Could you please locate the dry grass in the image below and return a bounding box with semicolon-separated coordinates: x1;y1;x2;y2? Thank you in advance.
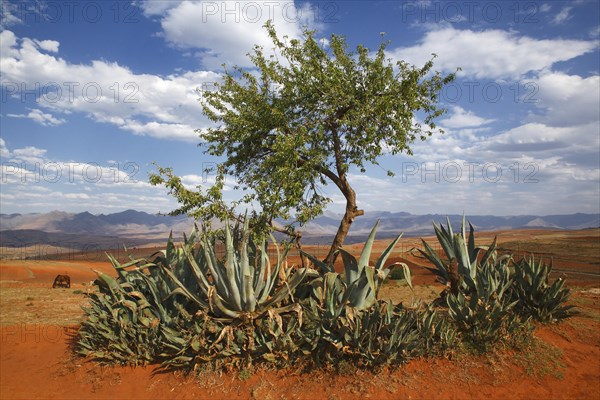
0;285;93;326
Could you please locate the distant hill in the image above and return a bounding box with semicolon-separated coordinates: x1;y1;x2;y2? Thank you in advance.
0;229;154;249
1;209;598;248
0;209;191;240
281;212;600;243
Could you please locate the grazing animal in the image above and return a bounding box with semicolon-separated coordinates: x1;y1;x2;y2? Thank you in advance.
52;274;71;288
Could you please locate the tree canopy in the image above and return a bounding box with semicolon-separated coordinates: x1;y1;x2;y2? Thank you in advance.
150;22;456;263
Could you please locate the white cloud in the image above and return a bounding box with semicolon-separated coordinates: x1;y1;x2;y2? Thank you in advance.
154;0;316;69
120;120;200;142
34;39;59;53
7;108;66;126
136;0;182;17
0;31;221;141
440;106;495;129
552;6;573;25
0;30;18;58
530;72;600;127
10;146;48;164
390;27;597;79
0;140;174;214
0;1;22;28
484;122;599;153
0;138;10;159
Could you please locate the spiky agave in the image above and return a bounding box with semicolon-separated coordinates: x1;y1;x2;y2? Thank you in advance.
446;259;520;351
77;258;166;365
154;219;313;369
418;216;511;296
298;221;429;366
79;219;313;368
509;256;575;322
302;220;412;310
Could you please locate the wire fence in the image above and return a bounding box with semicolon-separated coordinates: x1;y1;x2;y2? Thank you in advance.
1;238;445;262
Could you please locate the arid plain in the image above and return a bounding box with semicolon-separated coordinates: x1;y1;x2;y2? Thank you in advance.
1;228;599;399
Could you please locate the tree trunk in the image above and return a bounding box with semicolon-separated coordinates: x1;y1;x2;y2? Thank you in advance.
321;128;364;266
447;258;460;295
323;196;364;266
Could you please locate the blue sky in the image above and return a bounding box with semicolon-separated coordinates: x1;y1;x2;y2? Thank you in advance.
1;0;599;217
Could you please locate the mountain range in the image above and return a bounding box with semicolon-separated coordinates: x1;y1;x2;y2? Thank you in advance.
1;209;598;249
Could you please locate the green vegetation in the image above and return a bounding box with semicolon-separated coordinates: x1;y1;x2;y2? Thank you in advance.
77;217;574;370
149;22;456;264
79;23;573;374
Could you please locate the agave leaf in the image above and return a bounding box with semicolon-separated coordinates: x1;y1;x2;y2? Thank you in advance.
480;237;497;267
93;270;121;298
468;221;477;264
257;241;273;304
349;269;375;310
202;234;229;298
389;262;413;289
253;237;267;294
240;219;253;310
374;232;404;271
268;233;286;290
339;248;359;285
445;216;454;239
433;222;455;260
224;222;242;311
453;234;474;280
459;216;474;278
209;289;241;319
418;240;448;282
181;243;210;296
300;250;333;273
159;265;205;307
263;267;308;308
358;220;379;269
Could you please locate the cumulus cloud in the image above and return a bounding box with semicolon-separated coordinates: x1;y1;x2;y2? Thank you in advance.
148;0;317;69
0;138;10;159
135;0;182;17
440;106;495;129
389;27;597;79
0;1;22;28
10;146;48;164
0;140;173;213
530;72;600;127
7;108;66;126
482;122;599;155
0;31;221;141
33;39;59;53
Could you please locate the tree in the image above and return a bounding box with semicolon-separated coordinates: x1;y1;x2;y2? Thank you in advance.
150;22;456;264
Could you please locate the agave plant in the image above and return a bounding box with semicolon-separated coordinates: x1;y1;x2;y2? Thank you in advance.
446;260;520;351
302;220;412;310
78;218;314;368
509;256;575;322
297;222;423;366
78;261;165;365
418;216;510;295
152;219;311;320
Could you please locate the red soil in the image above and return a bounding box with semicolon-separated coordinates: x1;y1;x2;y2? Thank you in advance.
1;318;599;399
1;229;598;399
0;260;115;287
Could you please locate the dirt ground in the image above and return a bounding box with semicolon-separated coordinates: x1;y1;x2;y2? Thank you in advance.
1;228;599;399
